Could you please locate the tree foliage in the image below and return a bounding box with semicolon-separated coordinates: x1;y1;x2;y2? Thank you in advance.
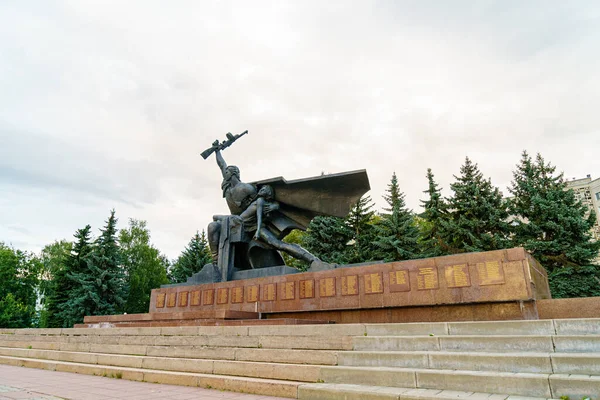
38;240;72;328
302;216;353;264
120;219;169;314
509;151;600;272
419;168;448;257
373;173;420;261
0;243;40;328
64;210;126;323
440;157;511;254
169;231;211;284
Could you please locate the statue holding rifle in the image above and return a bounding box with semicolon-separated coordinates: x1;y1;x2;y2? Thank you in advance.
200;130;370;282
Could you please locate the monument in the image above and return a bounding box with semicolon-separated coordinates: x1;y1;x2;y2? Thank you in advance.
173;130;371;285
81;131;552;327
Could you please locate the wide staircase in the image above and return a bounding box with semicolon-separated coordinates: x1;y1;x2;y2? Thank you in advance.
0;319;598;399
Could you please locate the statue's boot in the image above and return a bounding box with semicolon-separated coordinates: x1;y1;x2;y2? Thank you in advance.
308;258;337;272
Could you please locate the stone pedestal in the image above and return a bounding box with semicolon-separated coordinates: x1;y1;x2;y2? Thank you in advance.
149;247;551;323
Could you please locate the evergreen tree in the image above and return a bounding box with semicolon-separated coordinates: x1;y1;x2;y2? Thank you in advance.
441;157;511;254
169;231;211;284
57;225;93;327
419;168;448;257
382;172;401;213
373;173;420;261
302;216;353;264
509;151;600;272
39;240;72;328
66;210;126;321
345;195;377;263
119;219;169;314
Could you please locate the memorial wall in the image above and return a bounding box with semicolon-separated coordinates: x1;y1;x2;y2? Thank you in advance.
149;247;550;322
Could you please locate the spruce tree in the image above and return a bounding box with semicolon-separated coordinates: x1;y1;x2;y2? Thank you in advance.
373;173;420;261
509;151;600;272
58;225;93;327
169;231;212;284
382;172;401;213
120;219;169;314
419;168;448;257
66;210;126;321
441;157;511;254
345;195;377;263
302;216;353;264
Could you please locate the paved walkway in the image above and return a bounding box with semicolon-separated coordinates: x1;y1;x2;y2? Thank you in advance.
0;365;288;400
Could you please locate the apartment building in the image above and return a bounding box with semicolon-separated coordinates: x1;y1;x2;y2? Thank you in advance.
566;174;600;241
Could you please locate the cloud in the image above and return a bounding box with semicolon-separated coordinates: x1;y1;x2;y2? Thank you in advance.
1;0;600;258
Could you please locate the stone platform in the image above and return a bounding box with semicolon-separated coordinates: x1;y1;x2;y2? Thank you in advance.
77;310;331;328
2;318;600;399
148;247;550;323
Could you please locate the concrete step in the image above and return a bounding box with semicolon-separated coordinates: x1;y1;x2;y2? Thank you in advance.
0;333;354;350
2;318;599;338
0;347;321;382
338;350;600;375
298;383;561;400
353;335;600;353
0;355;300;398
318;365;600;398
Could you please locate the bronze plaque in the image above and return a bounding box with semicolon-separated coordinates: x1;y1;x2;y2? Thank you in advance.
203;289;215;305
156;293;166;308
263;283;276;301
319;277;336;297
167;292;176;307
389;270;410;292
477;261;505;286
178;291;189;307
417;266;439;290
217;288;229;304
190;290;201;306
445;264;471;288
341;275;358;296
299;280;314;299
281;281;295;300
364;272;384;294
231;287;244;303
246;285;259;302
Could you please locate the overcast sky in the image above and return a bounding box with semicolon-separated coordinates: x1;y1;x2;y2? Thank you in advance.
1;1;599;259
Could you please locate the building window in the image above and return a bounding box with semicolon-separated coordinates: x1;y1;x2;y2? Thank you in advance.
596;192;600;201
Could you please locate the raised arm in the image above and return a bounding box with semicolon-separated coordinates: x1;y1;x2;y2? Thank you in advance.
214;147;228;178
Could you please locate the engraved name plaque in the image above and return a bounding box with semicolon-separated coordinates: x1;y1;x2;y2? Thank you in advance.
477;261;505;286
341;275;358;296
319;277;336;297
167;292;176;307
246;285;259;303
445;264;471;288
364;272;384;294
281;281;295;300
217;288;229;304
263;283;276;301
190;290;201;306
156;293;166;308
417;266;439;290
231;287;243;303
178;291;188;307
389;270;410;292
299;280;315;299
203;289;214;305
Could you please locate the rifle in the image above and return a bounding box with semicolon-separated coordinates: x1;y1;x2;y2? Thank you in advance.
201;130;248;160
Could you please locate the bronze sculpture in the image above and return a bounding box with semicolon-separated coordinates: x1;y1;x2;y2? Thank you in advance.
201;130;370;283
